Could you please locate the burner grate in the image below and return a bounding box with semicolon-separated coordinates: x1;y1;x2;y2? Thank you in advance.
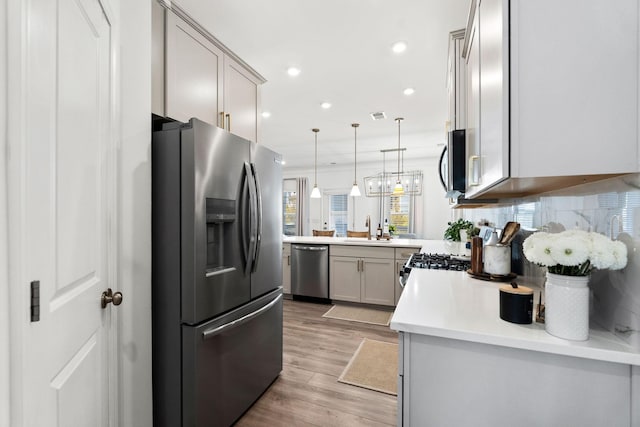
405;253;470;271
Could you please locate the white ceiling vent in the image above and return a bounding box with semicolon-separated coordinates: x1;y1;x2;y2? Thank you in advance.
370;111;386;120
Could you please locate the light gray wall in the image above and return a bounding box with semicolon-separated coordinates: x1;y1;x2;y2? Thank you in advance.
119;1;152;426
0;0;9;424
284;155;454;239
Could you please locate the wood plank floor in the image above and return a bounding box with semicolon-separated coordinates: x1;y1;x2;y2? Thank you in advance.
236;299;399;427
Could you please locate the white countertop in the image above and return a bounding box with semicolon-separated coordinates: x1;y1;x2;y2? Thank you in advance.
391;267;640;366
283;235;424;248
283;236;467;252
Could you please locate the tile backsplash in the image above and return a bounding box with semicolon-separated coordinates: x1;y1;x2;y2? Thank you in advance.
463;173;640;351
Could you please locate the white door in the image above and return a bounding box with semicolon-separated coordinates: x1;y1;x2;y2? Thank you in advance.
7;0;119;425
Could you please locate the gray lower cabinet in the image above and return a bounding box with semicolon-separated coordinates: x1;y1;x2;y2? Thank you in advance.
394;247;416;305
282;243;291;294
399;332;636;426
329;246;395;306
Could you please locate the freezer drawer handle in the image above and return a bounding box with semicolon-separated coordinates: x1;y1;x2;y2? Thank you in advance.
201;293;283;340
293;246;328;251
205;267;236;278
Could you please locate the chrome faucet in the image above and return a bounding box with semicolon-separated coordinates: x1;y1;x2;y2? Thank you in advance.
365;215;372;240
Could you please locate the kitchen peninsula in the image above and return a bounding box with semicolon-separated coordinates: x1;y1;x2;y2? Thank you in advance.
285;236;420;306
391;263;640;426
282;237;466;306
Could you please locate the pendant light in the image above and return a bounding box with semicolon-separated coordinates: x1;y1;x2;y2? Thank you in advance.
310;128;322;198
349;123;361;197
393;118;405;195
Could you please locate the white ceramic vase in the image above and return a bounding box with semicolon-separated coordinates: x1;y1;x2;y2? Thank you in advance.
544;272;590;341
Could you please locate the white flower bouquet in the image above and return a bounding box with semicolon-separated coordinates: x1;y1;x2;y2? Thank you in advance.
522;229;627;276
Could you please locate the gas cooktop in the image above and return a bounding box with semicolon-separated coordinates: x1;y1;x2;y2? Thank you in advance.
398;253;471;289
405;253;471;271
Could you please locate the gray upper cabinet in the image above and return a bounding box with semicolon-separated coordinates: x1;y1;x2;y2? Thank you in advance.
152;1;264;143
463;0;639;199
224;57;261;143
165;10;224;129
447;29;466;131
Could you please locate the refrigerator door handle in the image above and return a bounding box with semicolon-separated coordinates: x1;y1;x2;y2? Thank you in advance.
244;162;258;275
201;293;283;339
240;166;251;271
250;163;262;273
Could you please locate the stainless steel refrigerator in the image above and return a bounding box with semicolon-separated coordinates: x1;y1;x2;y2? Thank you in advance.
152;118;283;427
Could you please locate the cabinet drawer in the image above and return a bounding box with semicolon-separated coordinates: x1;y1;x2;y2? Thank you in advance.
330;245;394;259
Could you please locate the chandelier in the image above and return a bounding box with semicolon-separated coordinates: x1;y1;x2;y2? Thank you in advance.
363;148;423;197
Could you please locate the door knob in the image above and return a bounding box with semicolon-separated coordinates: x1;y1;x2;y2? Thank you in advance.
101;288;123;309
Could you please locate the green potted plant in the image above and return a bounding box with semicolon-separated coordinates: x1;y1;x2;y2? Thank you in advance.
443;218;475;242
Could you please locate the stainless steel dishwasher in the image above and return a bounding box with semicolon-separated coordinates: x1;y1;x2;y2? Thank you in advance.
291;244;329;298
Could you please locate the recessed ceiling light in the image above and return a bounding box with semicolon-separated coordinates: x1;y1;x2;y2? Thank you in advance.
370;111;386;120
392;41;408;54
261;111;271;118
403;88;415;96
320;102;332;109
281;160;286;165
287;67;301;77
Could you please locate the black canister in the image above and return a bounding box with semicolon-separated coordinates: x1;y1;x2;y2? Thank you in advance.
499;284;533;324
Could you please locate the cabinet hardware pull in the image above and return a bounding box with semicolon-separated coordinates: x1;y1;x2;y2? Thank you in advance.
468;155;480;186
226;113;231;132
219;112;225;129
287;255;290;266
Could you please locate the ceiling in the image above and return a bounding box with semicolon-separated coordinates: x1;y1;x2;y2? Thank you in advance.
175;0;471;171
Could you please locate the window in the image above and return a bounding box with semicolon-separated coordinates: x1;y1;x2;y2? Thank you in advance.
282;178;298;236
329;194;348;237
380;194;414;235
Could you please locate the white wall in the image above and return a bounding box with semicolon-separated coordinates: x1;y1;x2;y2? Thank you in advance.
119;1;153;426
284;155;453;239
0;0;9;424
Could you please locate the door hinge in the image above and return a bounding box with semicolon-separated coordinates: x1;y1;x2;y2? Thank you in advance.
30;280;40;322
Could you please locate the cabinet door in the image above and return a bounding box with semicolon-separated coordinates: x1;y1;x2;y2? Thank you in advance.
465;11;481;194
395;248;415;305
476;0;509;195
329;257;361;302
224;56;260;142
165;11;223;127
395;260;405;305
361;258;394;306
448;30;466;131
282;245;291;294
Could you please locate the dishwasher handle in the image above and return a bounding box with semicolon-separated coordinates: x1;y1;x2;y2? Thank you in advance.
293;245;328;251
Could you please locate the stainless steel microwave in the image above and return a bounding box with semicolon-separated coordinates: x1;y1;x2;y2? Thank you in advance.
438;129;466;198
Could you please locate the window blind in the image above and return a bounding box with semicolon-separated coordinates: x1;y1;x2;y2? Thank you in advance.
329;194;348;237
